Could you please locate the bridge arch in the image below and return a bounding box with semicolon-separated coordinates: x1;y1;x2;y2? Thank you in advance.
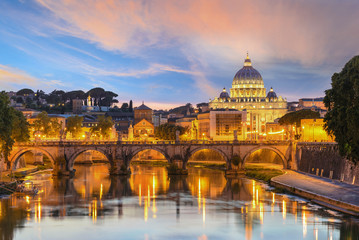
242;146;287;168
188;146;231;169
129;147;170;163
10;147;56;170
67;148;114;171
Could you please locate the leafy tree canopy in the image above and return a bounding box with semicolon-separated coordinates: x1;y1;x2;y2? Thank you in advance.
90;116;113;139
324;55;359;162
279;109;320;127
16;88;34;96
155;123;187;140
66;115;84;139
32;111;62;138
0;92;30;167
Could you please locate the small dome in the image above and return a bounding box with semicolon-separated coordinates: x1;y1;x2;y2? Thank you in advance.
266;87;277;99
219;88;230;99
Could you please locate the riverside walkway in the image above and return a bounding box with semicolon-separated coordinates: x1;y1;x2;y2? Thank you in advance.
271;170;359;216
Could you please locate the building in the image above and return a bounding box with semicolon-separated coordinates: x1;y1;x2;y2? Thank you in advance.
299;98;326;110
133;119;155;140
105;111;134;139
301;118;334;142
194;109;247;141
134;102;153;124
15;107;40;119
209;54;287;140
72;99;83;114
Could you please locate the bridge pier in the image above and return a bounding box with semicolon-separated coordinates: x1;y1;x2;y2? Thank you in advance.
109;160;131;175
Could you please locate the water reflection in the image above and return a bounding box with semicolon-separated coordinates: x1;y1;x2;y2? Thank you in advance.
0;164;358;239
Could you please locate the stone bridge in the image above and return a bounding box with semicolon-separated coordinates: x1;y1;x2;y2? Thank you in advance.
9;140;300;176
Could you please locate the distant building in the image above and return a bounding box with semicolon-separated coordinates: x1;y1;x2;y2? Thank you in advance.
134;103;152;124
105;111;134;139
209;54;287;140
72;99;83;114
176;116;197;129
15;107;40;119
152;114;168;127
299;98;326;110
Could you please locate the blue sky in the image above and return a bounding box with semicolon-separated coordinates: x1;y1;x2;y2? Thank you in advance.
1;0;359;109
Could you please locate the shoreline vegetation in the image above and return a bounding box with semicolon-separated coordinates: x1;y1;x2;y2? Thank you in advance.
2;160;284;182
244;165;284;182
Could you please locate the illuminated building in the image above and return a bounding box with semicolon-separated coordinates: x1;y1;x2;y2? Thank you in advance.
299;98;326;110
209;54;287;140
134;102;153;124
133;119;155;140
194;110;247;140
300;118;334;142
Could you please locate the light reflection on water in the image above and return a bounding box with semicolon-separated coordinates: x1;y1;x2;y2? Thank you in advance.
0;164;358;239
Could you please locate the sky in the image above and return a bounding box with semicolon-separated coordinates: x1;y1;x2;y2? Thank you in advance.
0;0;359;110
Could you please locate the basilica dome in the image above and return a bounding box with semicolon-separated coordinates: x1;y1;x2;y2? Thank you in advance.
232;54;263;85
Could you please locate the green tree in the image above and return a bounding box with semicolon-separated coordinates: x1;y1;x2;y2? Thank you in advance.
0;92;30;168
16;88;34;96
279;109;320;139
120;102;129;112
11;109;30;142
33;111;62;138
90;116;113;139
155;123;187;140
324;56;359;162
129;100;133;112
66;116;84;139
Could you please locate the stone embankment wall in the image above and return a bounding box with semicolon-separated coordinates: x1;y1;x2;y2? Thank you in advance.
297;143;359;185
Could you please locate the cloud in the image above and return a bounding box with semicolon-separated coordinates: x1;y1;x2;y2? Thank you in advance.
0;64;64;91
35;0;359;67
78;62;200;78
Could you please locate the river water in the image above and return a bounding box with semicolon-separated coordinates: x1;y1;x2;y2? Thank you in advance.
0;164;358;240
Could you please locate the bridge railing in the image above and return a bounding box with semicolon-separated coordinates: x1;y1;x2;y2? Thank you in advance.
16;139;298;146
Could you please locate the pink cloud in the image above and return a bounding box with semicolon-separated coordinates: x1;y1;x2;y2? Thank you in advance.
35;0;359;67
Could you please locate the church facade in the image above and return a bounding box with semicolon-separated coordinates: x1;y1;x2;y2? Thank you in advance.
209;54;287;140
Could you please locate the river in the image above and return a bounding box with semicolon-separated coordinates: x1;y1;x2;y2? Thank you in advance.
0;164;358;239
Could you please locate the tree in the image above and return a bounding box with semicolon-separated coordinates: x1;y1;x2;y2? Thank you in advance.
11;109;30;143
66;116;84;139
155;123;187;140
32;111;62;138
0;92;30;168
324;55;359;162
16;88;34;96
16;97;24;104
129;100;133;112
279;109;320;139
120;103;129;112
90;116;113;139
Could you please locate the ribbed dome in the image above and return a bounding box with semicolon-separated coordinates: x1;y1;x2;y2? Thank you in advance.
219;88;230;99
233;54;263;85
266;87;277;99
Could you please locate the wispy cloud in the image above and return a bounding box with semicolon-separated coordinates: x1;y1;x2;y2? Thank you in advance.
34;0;359;66
0;64;64;91
78;63;200;78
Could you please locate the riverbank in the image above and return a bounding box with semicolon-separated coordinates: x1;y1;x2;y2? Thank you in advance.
271;170;359;216
244;164;284;182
